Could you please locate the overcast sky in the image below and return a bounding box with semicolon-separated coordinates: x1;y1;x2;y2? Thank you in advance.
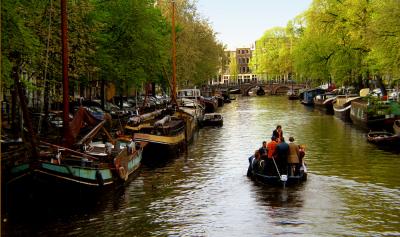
196;0;313;50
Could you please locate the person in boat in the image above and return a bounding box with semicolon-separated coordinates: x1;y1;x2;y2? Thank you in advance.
258;141;268;159
248;150;260;165
288;137;300;176
266;136;278;175
275;137;289;175
272;125;283;142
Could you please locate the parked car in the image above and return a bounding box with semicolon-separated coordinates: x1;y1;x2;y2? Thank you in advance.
70;100;106;120
93;100;128;118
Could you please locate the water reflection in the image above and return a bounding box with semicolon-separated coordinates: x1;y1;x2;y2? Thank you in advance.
3;96;400;236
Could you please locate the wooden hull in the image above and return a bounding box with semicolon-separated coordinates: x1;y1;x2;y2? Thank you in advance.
367;131;400;145
314;96;335;114
350;98;400;131
204;100;218;113
334;104;352;121
394;120;400;135
134;109;198;163
201;113;223;127
134;132;185;145
216;96;224;107
2;151;32;185
34;148;143;191
301;99;314;106
201;119;223;127
34;162;114;188
250;171;307;186
333;95;360;122
247;156;307;187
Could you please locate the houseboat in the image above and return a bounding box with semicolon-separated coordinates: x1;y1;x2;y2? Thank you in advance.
333;94;360;121
350;97;400;131
301;88;326;106
313;92;336;114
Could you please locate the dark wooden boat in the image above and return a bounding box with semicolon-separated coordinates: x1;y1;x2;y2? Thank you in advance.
201;113;223;127
333;95;360;121
35;109;144;190
247;155;307;187
1;138;32;186
221;89;232;103
394;120;400;135
132;105;199;160
350;98;400;131
203;97;218;113
367;131;400;149
287;88;299;100
288;93;299;100
215;95;224;107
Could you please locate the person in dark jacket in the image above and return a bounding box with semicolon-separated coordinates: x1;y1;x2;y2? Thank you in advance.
272;125;283;142
258;141;268;159
275;137;289;175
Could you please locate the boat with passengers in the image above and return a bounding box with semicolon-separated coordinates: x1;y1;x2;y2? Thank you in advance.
246;147;307;187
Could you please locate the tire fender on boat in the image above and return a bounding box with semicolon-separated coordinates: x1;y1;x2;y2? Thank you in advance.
118;166;128;181
259;160;265;169
96;170;104;186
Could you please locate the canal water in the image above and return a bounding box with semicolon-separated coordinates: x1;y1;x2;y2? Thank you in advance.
4;96;400;236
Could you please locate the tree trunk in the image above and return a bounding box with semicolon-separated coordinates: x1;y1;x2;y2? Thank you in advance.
13;66;39;160
376;75;387;96
101;78;105;110
151;82;156;97
356;74;363;91
42;72;51;133
11;86;18;137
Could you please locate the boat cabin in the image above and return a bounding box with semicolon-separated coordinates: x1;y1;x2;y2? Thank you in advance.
178;89;201;100
301;88;326;105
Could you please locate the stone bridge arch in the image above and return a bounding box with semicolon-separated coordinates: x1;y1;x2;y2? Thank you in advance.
272;85;291;95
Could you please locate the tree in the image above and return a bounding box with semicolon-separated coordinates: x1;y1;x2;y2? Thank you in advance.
157;0;225;88
251;26;293;81
228;52;238;84
94;0;170;100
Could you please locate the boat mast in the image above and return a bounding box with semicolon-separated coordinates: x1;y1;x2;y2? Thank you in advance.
171;0;177;107
61;0;69;139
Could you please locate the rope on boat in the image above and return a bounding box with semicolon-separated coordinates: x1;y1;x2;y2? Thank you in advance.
271;156;287;184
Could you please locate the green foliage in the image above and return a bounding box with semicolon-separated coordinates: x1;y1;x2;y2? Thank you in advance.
1;0;43;86
229;52;238;81
2;0;223;99
157;0;226;88
251;26;294;80
94;0;170;94
255;0;400;87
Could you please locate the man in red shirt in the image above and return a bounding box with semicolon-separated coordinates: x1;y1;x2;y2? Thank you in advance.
266;136;278;175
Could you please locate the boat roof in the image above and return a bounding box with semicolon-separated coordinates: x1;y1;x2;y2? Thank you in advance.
304;88;325;93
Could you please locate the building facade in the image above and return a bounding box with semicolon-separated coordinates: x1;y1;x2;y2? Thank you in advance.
214;47;258;85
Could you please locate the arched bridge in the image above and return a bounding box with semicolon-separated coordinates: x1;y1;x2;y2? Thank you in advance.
209;82;307;96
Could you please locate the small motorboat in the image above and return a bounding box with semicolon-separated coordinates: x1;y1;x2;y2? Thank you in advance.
247;155;307;187
201;113;223;127
367;131;400;148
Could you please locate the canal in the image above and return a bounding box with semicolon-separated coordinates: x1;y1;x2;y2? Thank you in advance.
4;96;400;236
